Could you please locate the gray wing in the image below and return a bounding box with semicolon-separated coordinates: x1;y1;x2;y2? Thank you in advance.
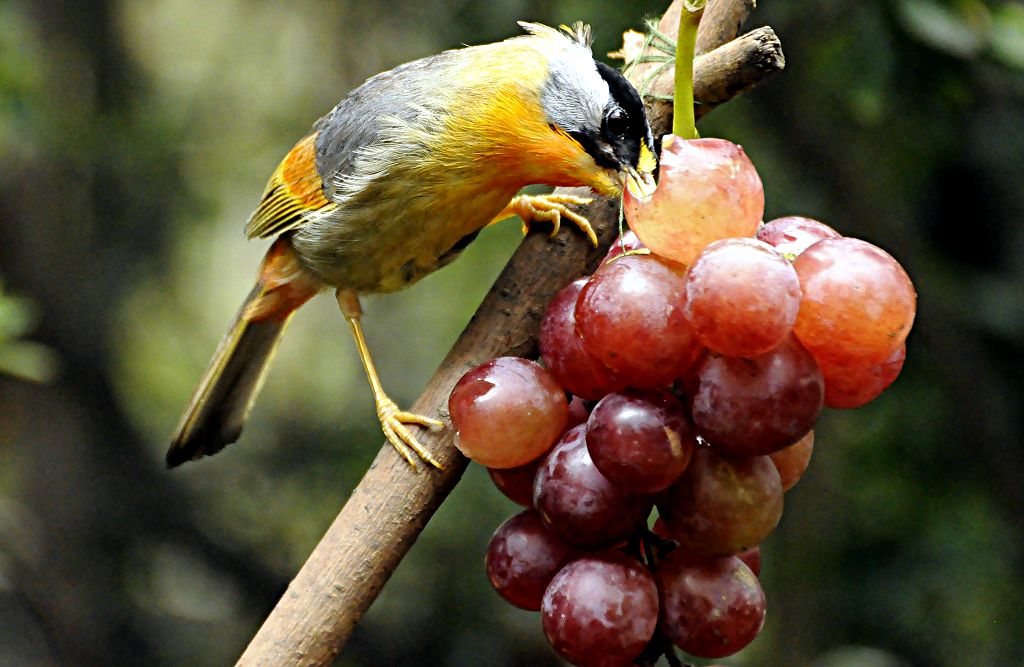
312;50;459;200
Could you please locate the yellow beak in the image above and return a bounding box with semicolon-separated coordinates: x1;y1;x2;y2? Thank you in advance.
624;165;657;199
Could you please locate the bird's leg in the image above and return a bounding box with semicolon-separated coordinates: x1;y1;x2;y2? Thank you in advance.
490;193;598;246
336;289;445;470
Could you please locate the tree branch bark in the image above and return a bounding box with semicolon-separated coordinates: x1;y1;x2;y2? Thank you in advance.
237;2;783;664
696;0;757;55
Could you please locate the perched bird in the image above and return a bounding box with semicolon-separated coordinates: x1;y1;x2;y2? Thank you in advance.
167;22;657;469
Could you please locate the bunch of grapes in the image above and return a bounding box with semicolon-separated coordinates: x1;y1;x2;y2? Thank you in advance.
448;136;916;666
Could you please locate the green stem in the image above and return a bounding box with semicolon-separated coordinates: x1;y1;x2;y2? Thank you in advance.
672;1;706;139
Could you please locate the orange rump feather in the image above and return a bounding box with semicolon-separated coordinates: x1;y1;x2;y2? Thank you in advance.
245;132;336;239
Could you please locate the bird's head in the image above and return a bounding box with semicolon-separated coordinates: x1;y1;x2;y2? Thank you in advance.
522;22;657;199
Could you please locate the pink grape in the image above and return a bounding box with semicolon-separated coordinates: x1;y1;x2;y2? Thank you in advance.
819;343;906;409
533;424;652;547
576;254;701;389
484;398;592;506
542;552;659;667
486;399;589;507
684;238;802;357
769;431;815;492
624;136;764;266
757;216;840;257
793;237;916;365
485;510;579;611
449;357;568;468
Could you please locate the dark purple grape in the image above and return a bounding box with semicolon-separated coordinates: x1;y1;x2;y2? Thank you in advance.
533;425;652;547
657;447;783;556
586;389;695;494
690;334;824;457
485;510;579;611
658;550;766;658
488;459;542;508
542;551;658;667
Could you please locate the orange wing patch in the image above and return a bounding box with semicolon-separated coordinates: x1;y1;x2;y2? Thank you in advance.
245;132;335;239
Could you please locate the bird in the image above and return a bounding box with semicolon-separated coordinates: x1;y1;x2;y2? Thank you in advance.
166;21;657;470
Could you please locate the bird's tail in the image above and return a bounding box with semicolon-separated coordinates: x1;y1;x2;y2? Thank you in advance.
166;239;319;467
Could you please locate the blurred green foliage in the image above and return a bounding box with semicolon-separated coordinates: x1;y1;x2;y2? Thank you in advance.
0;1;1023;666
0;286;57;383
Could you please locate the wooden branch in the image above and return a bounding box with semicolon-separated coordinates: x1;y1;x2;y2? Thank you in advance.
237;3;784;665
696;0;757;55
696;27;784;115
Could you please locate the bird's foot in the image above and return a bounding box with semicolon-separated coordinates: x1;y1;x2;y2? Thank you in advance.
375;395;445;470
507;193;597;246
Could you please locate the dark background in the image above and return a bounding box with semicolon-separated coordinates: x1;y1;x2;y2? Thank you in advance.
1;0;1022;665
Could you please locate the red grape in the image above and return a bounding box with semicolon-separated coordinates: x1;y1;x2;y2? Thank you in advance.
586;389;696;494
542;552;659;667
684;238;801;357
769;431;815;492
533;425;652;547
757;216;840;257
793;237;916;365
658;447;783;556
657;550;766;658
819;343;906;409
486;395;589;503
565;395;591;430
690;335;824;457
539;278;622;400
652;516;671;540
576;254;701;389
449;357;568;468
736;546;762;577
488;459;542;507
602;229;647;265
624;136;764;266
485;510;579;611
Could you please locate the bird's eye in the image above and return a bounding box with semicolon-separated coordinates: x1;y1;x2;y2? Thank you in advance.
606;109;628;136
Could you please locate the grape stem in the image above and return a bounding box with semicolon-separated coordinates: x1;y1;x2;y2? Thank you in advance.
632;527;687;667
672;1;706;139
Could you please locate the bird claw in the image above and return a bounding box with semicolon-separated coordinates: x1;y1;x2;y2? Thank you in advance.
511;194;598;246
376;397;445;470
